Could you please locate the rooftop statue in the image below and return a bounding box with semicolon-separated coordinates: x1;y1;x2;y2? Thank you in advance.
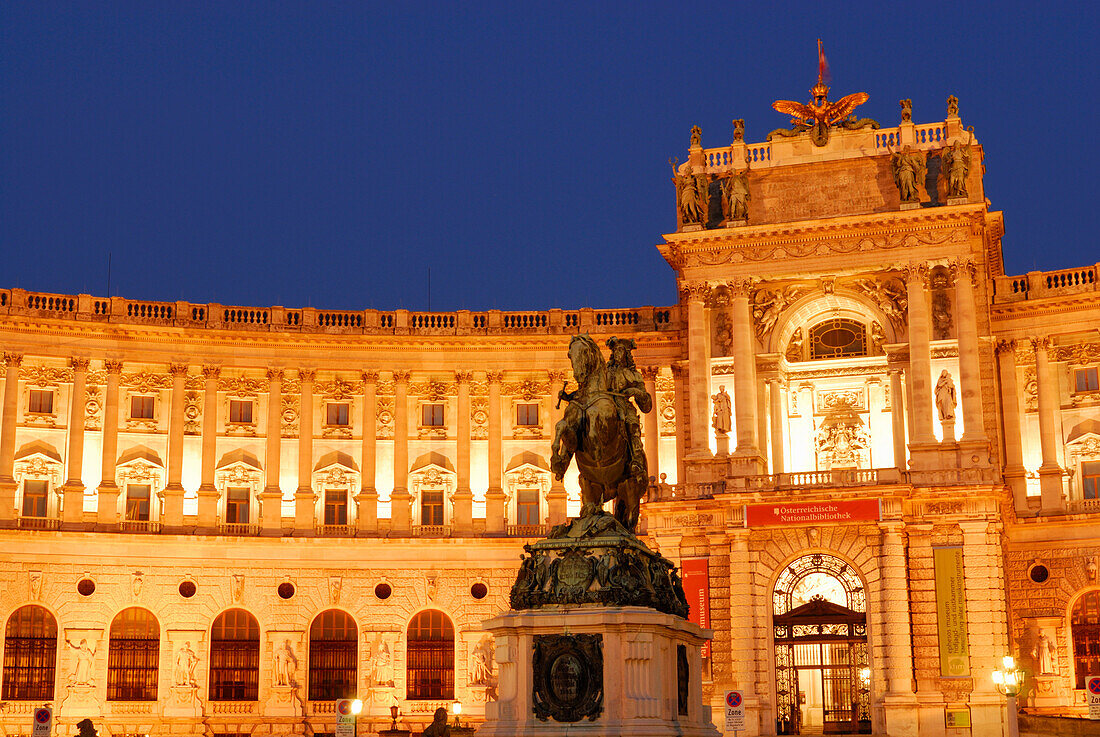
891;145;927;204
768;40;876;147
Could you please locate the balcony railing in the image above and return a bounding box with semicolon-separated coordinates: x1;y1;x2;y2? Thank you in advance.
0;288;681;336
745;469;887;491
994;265;1100;304
412;524;451;538
217;522;260;536
16;515;61;530
316;523;357;537
117;519;162;533
506;524;549;537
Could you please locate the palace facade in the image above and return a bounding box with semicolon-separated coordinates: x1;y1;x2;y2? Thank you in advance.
0;90;1097;737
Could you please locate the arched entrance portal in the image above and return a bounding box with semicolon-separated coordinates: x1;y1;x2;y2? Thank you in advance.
774;554;871;735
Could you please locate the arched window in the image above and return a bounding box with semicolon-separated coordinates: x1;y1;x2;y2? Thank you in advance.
2;605;57;700
407;610;454;699
809;319;867;360
308;610;357;701
210;609;260;701
107;607;159;701
1073;591;1100;689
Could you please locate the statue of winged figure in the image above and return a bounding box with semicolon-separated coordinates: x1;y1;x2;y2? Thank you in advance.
941;140;971;198
769;43;871;147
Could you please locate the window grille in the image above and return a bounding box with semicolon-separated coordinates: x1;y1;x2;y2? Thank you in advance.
406;610;454;700
308;610;356;701
107;608;159;701
1074;591;1100;689
2;605;57;700
210;609;259;701
21;480;48;518
809;319;867;360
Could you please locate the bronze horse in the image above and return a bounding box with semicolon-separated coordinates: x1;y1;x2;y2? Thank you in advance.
551;334;648;532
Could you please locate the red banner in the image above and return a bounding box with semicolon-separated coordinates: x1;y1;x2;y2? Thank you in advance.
745;499;880;527
681;558;711;658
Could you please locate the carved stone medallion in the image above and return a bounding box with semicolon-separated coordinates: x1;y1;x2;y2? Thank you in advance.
532;634;603;723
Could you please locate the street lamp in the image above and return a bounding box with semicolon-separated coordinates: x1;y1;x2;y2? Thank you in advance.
992;655;1022;737
451;700;463;728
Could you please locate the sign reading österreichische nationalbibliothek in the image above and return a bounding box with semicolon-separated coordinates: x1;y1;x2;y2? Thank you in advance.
933;546;970;676
744;499;881;527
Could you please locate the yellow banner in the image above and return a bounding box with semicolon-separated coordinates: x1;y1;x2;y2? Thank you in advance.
933;546;970;676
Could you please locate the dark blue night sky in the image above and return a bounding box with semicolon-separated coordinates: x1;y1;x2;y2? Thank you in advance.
2;2;1096;312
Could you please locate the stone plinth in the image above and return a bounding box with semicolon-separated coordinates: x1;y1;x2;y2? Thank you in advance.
478;606;718;737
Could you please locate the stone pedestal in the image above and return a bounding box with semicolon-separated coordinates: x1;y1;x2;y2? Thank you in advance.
264;684;303;717
714;432;729;457
164;684;203;717
59;684;101;718
478;607;718;737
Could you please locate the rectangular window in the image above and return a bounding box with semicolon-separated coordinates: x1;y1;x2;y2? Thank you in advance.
422;404;444;427
1085;462;1100;500
130;395;155;420
517;403;539;427
326;403;349;426
1076;368;1100;393
324;489;348;525
225;487;249;524
27;390;53;415
228;400;253;424
517;488;540;526
21;480;48;518
126;485;151;521
421;489;444;526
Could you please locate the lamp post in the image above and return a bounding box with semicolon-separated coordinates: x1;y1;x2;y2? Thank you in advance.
992;655;1022;737
350;699;363;737
451;700;463;729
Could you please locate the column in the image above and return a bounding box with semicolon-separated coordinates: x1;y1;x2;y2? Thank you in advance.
960;520;1010;733
260;369;284;536
995;341;1027;509
294;369;316;533
672;363;687;484
0;353;22;524
546;370;568;525
196;366;221;530
904;264;937;455
356;370;379;535
62;358;90;526
640;366;660;479
390;371;411;533
681;283;711;456
96;360;122;526
888;367;908;470
879;522;919;734
1033;338;1064;512
767;378;785;474
452;371;473;533
485;371;506;534
730;280;761;462
953;260;988;444
160;363;189;530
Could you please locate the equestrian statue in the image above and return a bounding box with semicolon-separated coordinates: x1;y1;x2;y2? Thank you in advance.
551;334;652;533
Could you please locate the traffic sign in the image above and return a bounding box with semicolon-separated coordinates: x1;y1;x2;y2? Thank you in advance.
335;699;356;737
1089;677;1100;719
724;690;745;731
32;707;51;737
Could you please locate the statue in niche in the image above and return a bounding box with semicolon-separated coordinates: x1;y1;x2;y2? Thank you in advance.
712;386;732;436
935;370;957;421
947;95;959;117
670;158;708;227
273;639;298;687
67;638;96;686
899;98;912;123
785;328;804;362
369;640;393;687
932;291;952;340
941;140;971;198
469;635;495;686
713;311;733;357
173;641;199;687
890;146;926;204
870;322;886;354
1034;631;1055;675
722;171;750;222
